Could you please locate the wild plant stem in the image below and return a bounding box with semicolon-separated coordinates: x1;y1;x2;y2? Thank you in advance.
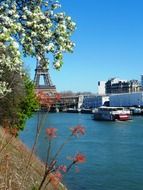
5;156;9;190
38;135;73;189
38;159;57;190
45;139;51;172
66;161;76;173
43;179;51;190
20;111;48;189
0;135;14;155
38;169;50;190
50;134;72;165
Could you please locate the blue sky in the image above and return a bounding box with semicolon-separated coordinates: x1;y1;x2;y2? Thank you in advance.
25;0;143;93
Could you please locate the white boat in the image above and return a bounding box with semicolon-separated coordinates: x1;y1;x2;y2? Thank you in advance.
81;108;92;114
66;108;81;113
93;106;131;121
129;107;142;115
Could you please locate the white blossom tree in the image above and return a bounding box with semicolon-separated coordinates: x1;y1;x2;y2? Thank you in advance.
0;0;76;96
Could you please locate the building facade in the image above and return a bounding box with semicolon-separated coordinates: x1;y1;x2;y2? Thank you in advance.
110;92;143;107
82;95;109;109
105;78;141;94
97;81;106;95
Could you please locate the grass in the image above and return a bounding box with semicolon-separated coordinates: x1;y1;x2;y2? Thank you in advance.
0;127;67;190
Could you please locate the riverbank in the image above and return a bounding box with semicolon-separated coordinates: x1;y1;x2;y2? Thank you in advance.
0;127;66;190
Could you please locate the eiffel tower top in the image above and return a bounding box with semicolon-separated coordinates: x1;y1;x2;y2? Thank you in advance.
34;56;57;95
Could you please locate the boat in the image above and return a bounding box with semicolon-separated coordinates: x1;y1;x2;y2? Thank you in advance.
129;107;142;115
81;108;92;114
66;108;81;113
93;106;131;121
49;107;59;113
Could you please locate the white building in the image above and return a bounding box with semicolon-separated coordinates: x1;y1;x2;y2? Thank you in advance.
110;92;143;107
97;81;106;95
78;95;84;109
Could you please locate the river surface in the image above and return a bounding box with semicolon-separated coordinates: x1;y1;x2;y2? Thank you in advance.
20;113;143;190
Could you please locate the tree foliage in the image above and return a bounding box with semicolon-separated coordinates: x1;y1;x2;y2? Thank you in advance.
0;0;76;95
18;75;39;130
0;72;39;130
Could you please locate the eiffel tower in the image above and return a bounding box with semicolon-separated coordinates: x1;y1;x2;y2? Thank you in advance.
34;56;57;96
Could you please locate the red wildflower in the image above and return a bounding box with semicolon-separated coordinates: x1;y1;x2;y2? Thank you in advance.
54;171;62;180
71;125;85;136
49;171;62;189
46;128;57;139
66;153;86;172
74;153;86;163
58;165;67;173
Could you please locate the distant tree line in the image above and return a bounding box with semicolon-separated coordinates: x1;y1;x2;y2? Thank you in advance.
60;91;94;96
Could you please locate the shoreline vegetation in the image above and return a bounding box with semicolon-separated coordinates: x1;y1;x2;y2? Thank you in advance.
0;127;67;190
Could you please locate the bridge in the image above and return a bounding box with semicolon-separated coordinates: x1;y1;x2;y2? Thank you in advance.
37;94;84;112
55;95;84;111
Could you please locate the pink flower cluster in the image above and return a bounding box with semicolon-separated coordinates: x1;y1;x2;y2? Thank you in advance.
46;128;57;139
44;125;86;188
71;125;85;136
74;153;86;163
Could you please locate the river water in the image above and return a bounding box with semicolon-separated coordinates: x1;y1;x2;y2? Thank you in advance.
20;113;143;190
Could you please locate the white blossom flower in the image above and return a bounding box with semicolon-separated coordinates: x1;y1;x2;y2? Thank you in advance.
37;56;41;62
54;60;61;69
66;16;71;21
46;43;54;51
12;41;19;49
22;15;27;19
0;82;11;95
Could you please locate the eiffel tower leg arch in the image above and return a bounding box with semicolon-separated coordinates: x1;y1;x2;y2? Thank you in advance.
34;57;57;96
